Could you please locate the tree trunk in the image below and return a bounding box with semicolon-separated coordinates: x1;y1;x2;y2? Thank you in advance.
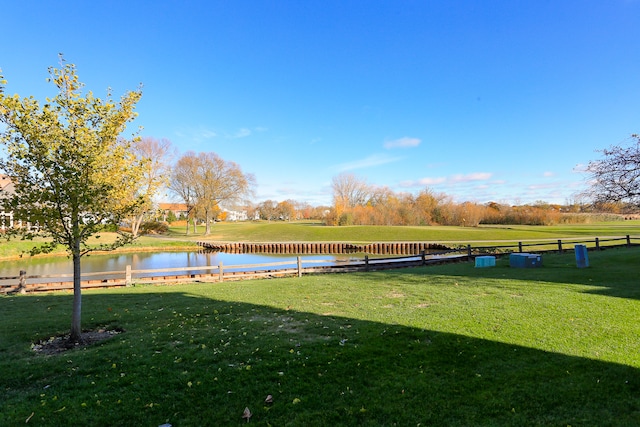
70;242;82;342
204;209;211;235
131;213;145;238
18;270;27;294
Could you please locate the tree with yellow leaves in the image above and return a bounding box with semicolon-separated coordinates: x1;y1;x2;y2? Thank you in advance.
0;57;144;341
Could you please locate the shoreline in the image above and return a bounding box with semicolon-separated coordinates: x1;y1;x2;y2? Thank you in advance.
0;244;201;262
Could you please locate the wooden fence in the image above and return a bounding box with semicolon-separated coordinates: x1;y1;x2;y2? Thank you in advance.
1;235;637;294
462;234;637;257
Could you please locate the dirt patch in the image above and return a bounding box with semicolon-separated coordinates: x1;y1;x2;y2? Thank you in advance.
387;291;405;298
32;328;123;355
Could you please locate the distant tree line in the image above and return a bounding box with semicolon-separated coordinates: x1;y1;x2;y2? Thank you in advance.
322;172;635;227
87;138;640;232
42;135;640;234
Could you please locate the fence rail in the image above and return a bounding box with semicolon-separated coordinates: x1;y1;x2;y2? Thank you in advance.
1;235;638;294
463;234;637;257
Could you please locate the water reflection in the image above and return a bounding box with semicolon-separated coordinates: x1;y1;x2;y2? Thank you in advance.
0;251;362;279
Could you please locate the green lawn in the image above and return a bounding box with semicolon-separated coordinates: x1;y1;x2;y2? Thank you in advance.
0;234;198;260
1;247;639;425
177;220;640;243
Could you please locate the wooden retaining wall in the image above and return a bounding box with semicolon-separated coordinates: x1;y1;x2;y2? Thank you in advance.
197;241;450;255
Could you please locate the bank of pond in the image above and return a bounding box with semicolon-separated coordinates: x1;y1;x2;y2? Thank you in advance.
1;235;637;293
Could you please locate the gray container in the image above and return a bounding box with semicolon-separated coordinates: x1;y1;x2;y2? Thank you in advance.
509;253;542;268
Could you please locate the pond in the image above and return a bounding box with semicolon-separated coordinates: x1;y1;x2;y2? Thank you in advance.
0;251;370;281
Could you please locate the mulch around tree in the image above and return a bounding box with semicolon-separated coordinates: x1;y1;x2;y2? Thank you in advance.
31;328;123;355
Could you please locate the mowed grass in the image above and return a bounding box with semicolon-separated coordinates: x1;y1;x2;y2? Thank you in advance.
1;248;639;425
179;220;640;243
0;234;198;260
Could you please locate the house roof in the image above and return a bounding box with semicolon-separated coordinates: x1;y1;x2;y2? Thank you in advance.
0;175;14;196
158;202;188;211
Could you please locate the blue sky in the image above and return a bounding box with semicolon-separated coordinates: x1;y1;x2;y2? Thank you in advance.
2;1;639;206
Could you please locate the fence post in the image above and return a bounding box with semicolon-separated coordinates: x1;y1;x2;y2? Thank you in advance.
218;262;224;282
595;237;600;250
18;270;27;294
627;235;631;247
297;256;302;277
518;242;523;253
467;245;472;260
365;255;369;271
557;240;563;253
421;250;425;265
125;265;132;287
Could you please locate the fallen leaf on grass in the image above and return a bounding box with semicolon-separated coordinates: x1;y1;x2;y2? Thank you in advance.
242;407;252;422
265;394;273;404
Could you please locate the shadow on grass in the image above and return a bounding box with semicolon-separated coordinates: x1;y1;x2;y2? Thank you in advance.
426;246;640;301
1;290;639;426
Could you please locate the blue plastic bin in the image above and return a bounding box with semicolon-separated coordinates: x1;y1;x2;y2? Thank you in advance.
509;253;542;268
475;256;496;268
575;244;589;268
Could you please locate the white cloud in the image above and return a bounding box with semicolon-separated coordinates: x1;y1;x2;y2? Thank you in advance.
231;128;252;139
228;126;268;139
528;182;561;190
333;153;403;171
177;126;261;143
543;171;554;177
384;137;421;149
399;172;492;188
450;172;493;183
199;129;218;139
418;177;447;185
399;176;445;187
176;127;218;143
573;163;588;173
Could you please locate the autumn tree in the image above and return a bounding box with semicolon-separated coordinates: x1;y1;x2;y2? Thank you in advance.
585;135;640;208
0;59;144;341
295;201;315;220
169;152;199;234
125;137;173;237
170;151;254;234
258;199;278;221
454;201;486;227
415;188;442;225
277;200;296;221
331;172;371;209
243;202;259;222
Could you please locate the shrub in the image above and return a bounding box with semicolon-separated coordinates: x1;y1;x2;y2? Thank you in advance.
139;221;169;235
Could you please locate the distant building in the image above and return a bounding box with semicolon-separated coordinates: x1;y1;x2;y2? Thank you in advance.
158;203;189;220
0;175;14;230
157;202;259;222
224;209;249;221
